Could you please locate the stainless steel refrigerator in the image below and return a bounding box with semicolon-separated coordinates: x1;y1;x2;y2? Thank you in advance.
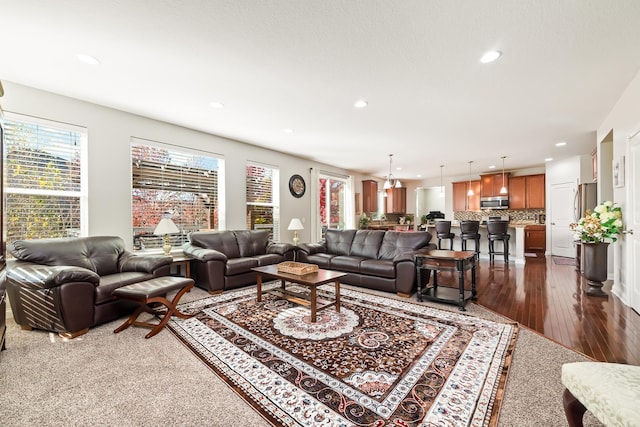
574;182;597;221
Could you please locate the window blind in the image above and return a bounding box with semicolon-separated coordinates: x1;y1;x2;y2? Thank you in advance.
246;163;280;240
4;116;85;243
131;140;221;250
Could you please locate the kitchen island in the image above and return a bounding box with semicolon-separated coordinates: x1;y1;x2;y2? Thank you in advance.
366;223;414;232
425;222;534;265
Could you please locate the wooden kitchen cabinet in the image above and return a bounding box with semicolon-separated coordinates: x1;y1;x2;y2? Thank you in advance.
385;187;406;214
452;180;480;211
525;225;546;252
526;174;545;209
362;180;378;213
509;176;526;209
480;173;509;197
509;174;545;209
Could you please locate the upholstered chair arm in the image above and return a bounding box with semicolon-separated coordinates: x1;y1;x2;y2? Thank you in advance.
7;261;99;290
119;251;173;273
266;242;295;255
297;242;326;255
392;245;436;264
182;243;228;262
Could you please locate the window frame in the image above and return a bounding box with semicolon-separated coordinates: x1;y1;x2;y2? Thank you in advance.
246;161;280;241
4;112;88;243
130;137;225;251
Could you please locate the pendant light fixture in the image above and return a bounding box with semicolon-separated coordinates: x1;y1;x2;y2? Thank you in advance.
383;154;401;189
499;156;508;194
467;161;474;196
439;165;445;197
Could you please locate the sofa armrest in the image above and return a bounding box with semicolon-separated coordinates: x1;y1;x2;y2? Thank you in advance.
266;242;294;256
297;242;326;255
119;252;173;273
394;245;437;263
182;243;228;262
7;261;99;290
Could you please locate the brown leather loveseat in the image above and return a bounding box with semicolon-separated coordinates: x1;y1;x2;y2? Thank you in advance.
182;229;295;293
6;236;173;338
296;229;435;296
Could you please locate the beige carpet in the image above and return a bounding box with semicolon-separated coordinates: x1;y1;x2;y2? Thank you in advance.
0;285;603;426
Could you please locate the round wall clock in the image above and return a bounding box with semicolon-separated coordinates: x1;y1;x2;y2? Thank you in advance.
289;174;306;198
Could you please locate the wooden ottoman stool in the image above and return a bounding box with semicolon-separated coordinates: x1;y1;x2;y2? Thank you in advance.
561;361;640;426
113;276;195;339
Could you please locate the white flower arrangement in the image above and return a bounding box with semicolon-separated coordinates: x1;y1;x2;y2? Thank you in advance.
570;201;623;243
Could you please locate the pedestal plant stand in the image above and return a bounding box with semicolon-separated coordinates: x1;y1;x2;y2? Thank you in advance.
582;242;609;297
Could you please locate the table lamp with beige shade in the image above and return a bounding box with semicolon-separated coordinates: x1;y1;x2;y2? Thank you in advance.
287;218;304;246
154;218;180;256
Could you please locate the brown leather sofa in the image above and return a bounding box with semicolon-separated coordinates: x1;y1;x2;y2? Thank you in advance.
6;236;173;338
182;229;295;293
296;229;435;296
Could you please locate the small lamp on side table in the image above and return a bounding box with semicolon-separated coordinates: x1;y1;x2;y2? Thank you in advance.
287;218;304;246
154;218;180;256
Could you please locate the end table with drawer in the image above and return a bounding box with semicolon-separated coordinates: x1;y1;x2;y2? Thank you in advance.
415;250;477;311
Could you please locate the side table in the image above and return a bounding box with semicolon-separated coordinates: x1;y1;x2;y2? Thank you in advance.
415;250;477;311
171;254;194;278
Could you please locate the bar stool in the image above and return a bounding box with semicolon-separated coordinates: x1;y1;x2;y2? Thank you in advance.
459;220;480;254
435;220;455;250
487;220;510;263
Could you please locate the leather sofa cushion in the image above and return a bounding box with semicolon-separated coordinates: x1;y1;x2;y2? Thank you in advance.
96;271;153;305
235;230;269;257
378;231;432;260
254;253;283;266
190;231;241;259
325;229;356;256
9;236;126;276
225;257;259;276
360;259;396;278
330;256;367;274
305;253;335;269
350;230;385;259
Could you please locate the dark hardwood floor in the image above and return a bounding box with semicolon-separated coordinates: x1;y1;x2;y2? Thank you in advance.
438;254;640;365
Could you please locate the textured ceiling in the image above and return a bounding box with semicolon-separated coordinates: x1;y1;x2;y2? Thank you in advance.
2;0;640;180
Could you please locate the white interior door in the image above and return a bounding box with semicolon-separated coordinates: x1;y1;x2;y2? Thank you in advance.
628;132;640;314
550;181;577;258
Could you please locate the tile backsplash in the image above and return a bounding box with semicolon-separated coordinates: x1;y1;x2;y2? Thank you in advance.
454;209;546;222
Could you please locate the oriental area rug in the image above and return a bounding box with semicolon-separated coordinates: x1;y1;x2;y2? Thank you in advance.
168;284;518;427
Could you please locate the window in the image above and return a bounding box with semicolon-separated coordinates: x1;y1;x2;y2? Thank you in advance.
131;138;224;250
317;172;354;240
4;113;86;244
246;163;280;240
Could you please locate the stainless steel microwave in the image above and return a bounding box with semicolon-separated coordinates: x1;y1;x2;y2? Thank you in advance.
480;196;509;210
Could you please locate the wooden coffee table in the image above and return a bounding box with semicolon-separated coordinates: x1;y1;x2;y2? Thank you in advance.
252;265;346;322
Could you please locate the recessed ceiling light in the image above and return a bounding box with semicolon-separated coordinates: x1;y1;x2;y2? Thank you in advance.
354;100;368;108
76;54;100;65
545;157;554;162
209;101;224;109
480;50;501;64
416;174;422;178
555;141;567;147
488;165;496;169
283;128;294;134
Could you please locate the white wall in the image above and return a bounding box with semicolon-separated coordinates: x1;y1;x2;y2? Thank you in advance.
597;68;640;304
1;82;362;248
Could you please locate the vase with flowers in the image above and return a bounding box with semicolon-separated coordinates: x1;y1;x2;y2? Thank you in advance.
570;201;622;297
